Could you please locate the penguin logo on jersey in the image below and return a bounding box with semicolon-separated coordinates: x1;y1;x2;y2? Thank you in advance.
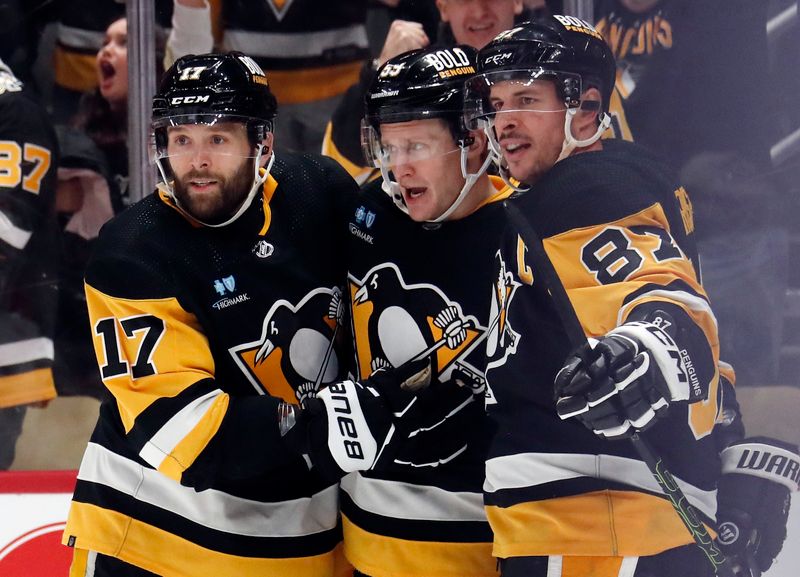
485;250;522;404
229;286;342;403
349;262;486;389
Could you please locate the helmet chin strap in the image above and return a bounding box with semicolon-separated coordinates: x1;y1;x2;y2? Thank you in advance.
429;142;493;223
557;108;612;162
379;143;493;223
481;109;612;187
156;144;274;228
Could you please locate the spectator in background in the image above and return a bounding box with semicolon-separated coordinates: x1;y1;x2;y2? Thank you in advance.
322;0;526;183
0;59;59;469
49;0;174;123
594;0;787;385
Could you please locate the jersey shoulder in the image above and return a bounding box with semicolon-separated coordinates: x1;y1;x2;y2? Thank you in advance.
87;194;180;299
531;140;680;237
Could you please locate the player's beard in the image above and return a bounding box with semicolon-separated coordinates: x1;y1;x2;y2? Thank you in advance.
173;157;255;224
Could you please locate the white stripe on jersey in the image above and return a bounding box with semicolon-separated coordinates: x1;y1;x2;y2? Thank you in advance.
484;452;717;520
79;443;340;537
0;337;54;366
617;289;718;331
224;25;368;59
0;210;32;249
139;389;223;470
341;472;487;523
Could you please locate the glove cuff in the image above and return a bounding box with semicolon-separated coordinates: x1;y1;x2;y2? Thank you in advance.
721;437;800;492
609;321;696;402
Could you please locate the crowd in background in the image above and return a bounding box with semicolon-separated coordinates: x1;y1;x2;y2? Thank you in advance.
0;0;798;472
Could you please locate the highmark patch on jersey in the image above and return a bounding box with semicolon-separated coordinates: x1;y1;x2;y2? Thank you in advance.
229;286;343;404
348;262;487;391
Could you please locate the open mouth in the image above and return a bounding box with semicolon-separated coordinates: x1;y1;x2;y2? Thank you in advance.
501;140;531;160
404;186;427;201
189;179;218;190
99;60;116;81
468;22;494;34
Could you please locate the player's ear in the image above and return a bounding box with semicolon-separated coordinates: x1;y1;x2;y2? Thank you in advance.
573;87;602;137
436;0;450;22
259;132;274;167
466;129;489;170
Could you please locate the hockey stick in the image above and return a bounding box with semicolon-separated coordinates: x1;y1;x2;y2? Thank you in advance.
504;202;742;577
410;319;475;363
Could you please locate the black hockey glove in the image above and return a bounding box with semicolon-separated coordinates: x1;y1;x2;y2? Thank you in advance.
389;366;483;469
554;320;697;440
280;359;435;481
716;437;799;574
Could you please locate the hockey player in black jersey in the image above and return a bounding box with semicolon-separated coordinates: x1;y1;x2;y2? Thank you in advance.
327;44;513;577
463;16;799;577
0;60;59;469
62;52;365;577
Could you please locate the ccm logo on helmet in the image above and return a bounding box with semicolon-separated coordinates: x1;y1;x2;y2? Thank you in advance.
484;52;513;67
170;95;210;105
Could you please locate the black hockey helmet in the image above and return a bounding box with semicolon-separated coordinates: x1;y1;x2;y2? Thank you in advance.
363;45;478;150
362;45;495;223
151;52;278;228
152;51;277;153
464;15;615;128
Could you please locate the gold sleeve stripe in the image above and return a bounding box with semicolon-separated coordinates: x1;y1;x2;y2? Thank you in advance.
85;283;215;432
64;502;339;577
156;393;228;482
342;515;497;577
137;389;228;480
0;367;56;408
543;203;707;338
486;490;717;559
321;122;377;185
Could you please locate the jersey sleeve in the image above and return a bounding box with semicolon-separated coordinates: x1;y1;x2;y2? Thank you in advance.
84;251;301;490
0;91;59;407
538;199;721;438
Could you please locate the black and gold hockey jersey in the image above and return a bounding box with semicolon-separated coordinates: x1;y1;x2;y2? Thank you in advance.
0;66;59;408
63;153;358;577
483;139;721;559
341;176;513;577
219;0;369;105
